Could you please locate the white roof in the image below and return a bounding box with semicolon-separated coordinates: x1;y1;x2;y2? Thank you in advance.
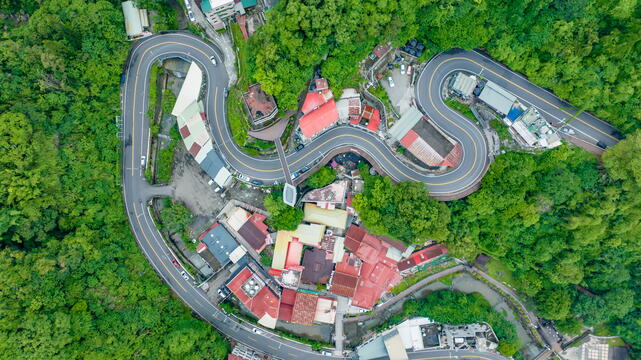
451;73;477;97
332;237;345;263
478;81;517;115
172;62;203;116
258;314;277;329
227;207;250;231
511;121;538;145
389;107;423;141
383;330;409;360
396;317;434;350
229;245;247;263
214;166;232;187
122;1;143;37
294;223;325;247
314;297;337;324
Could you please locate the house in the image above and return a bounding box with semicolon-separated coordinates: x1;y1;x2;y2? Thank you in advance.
397;244;448;276
271;223;326;271
299;79;339;138
336;88;362;121
303;203;348;230
226;266;280;328
314;296;337;324
449;72;478;99
198;223;247;267
301;180;348;209
300;248;334;284
291;291;319;325
372;44;391;58
478;81;517;116
201;0;235;30
390;107;462;168
121;1;149;39
242;83;278;128
226;207;271;252
173;63;232;187
355;104;381;132
329;253;361;298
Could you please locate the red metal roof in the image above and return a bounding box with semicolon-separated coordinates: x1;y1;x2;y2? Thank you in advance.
179;125;191;138
278;288;297;322
315;78;329;91
367;108;380;131
397;244;448;272
335;253;361;277
301;92;326;114
227;267;280;321
400;130;419;148
196;242;208;253
189;142;202;157
373;44;390;57
285;240;304;269
299;99;339;138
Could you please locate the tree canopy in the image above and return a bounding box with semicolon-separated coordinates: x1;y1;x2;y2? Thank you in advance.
353;164;450;244
263;190;304;230
0;0;228;358
304;166;336;189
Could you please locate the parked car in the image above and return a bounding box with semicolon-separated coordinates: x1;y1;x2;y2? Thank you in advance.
187;10;195;22
180;271;189;281
209;56;217;66
250;180;263;186
296;143;304;151
400;64;406;75
252;327;262;334
406;65;412;76
184;0;191;9
611;129;624;140
224;88;229;97
140;155;146;166
388;76;395;88
320;350;332;356
290;172;300;180
171;258;180;268
237;173;250;182
596;141;607;149
387;63;394;70
214;185;224;193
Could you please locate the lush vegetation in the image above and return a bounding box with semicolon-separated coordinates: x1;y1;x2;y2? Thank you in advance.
263;190;304;230
159;199;195;250
386;291;520;357
156;125;181;184
0;1;228;358
247;0;640;133
353;164;450;244
448;143;641;355
305;166;336;188
445;98;476;122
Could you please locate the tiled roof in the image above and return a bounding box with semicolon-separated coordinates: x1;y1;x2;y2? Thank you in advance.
291;292;319;325
330;272;359;298
238;214;270;252
367;108;380;132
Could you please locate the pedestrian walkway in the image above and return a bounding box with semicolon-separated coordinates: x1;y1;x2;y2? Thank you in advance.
275;141;293;185
334;296;349;355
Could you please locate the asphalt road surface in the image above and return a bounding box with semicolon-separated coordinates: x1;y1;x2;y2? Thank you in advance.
121;32;618;359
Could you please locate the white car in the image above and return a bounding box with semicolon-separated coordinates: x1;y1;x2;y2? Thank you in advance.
209;56;217;66
180;271;189;281
406;65;412;76
251;327;262;334
140;155;146;166
320;350;332;356
184;0;191;9
388;76;395;88
187;10;195;22
400;64;406;75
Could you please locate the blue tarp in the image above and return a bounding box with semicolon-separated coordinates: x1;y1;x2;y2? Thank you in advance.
507;107;523;122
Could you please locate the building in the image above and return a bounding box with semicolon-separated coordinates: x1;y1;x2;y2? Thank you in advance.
173;62;232;187
395;318;441;350
301;180;348;209
390;107;462;168
478;81;517;116
449;72;478;99
197;224;247;267
303;203;348;230
271;223;325;271
397;244;448;275
300;248;334;284
121;1;149;39
354;104;381;132
357;329;408;360
372;44;391;58
278;289;335;326
509;107;562;149
336;88;362;121
226;266;280;328
299;79;339;138
201;0;235;30
226;207;272;253
283;183;297;207
314;296;337;324
242;83;278;128
291;291;318;325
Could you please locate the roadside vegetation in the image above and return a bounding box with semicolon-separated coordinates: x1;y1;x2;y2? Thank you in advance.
490;118;511;142
156;126;181;184
263;189;304;230
305;166;336;189
0;1;229;359
353;164;450;245
390;260;457;295
159;199;196;251
444;98;477;122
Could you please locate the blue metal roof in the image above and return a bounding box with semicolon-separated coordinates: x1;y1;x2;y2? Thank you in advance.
201;224;238;266
507;107;523;122
200;149;226;180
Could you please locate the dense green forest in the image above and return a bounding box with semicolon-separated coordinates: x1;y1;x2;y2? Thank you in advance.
386;290;520;357
248;0;640;133
0;0;228;358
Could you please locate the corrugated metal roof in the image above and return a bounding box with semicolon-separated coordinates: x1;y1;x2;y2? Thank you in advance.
299;99;340;138
122;1;143;37
303;203;348;229
389;107;423;141
172;63;202;116
478;81;517;115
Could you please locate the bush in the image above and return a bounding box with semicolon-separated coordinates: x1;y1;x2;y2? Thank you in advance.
305;166;336;188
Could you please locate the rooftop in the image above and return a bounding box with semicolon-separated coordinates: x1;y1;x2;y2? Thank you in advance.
300;248;334;284
299;99;340;138
301;180;348;204
478;81;517;116
314;296;337;324
226;267;280;328
330;271;359;298
397;244;448;272
291;291;319;325
303;203;348;229
199;224;244;266
242;83;278;125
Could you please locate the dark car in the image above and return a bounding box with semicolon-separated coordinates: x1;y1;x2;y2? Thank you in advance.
171;258;180;268
611;129;624;140
296;144;304;151
596;141;607;149
250;180;263;186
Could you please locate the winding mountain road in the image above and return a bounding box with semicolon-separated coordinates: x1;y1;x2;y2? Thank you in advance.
121;32;618;359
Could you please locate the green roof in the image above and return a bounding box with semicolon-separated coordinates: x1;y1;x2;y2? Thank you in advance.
241;0;257;8
201;0;212;13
